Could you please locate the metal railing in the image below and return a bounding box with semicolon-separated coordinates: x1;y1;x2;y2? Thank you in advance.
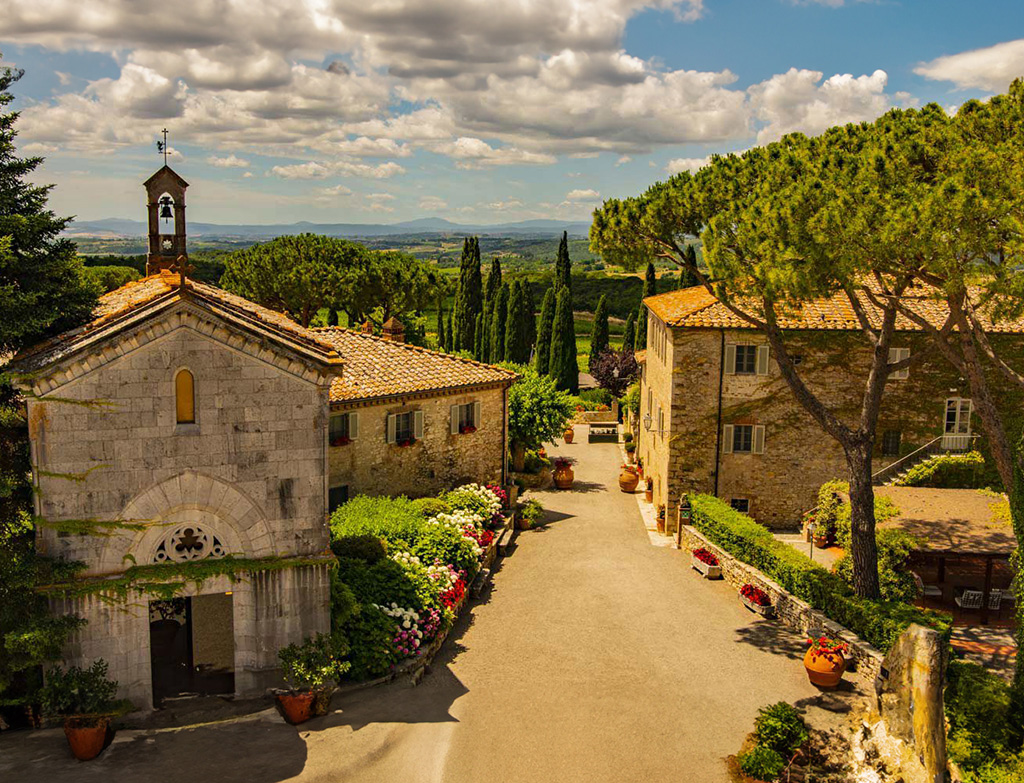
871;434;979;486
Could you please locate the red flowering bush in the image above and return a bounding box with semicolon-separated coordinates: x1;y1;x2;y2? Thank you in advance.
459;424;477;434
553;457;572;470
692;547;719;566
485;484;508;507
741;584;771;606
440;577;466;610
462;527;494;550
806;636;849;658
330;435;352;447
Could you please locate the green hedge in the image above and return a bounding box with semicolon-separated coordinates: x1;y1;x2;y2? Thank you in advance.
689;494;951;652
895;450;987;489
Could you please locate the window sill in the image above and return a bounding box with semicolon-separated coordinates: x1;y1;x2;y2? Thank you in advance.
175;423;200;436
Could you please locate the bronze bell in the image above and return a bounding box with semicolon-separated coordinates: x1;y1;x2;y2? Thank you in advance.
159;196;173;220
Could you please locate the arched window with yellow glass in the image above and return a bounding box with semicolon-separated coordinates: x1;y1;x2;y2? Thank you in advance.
175;369;195;424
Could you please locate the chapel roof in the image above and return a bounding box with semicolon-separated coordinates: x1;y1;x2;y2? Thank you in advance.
316;327;519;403
644;284;1024;333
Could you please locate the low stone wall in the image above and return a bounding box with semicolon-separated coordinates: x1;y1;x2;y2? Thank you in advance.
677;525;885;681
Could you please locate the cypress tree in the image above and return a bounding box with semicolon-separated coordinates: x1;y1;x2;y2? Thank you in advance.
479;300;493;363
634;262;656;351
446;310;455;352
679;244;699;288
435;298;445;350
523;282;537;353
484;256;502;304
473;311;485;360
490;283;509;363
589;294;609;369
554;230;572;292
453;237;483;351
621;311;636;354
535;287;556;375
549;286;579;394
504;280;531;364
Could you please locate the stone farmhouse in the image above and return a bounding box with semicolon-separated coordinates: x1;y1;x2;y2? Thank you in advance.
635;285;1024;532
9;165;516;709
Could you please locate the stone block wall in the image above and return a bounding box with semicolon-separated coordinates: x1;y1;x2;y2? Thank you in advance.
677;525;885;680
328;386;506;499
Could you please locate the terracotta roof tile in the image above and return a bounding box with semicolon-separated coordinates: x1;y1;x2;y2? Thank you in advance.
645;284;1024;333
316;327;518;403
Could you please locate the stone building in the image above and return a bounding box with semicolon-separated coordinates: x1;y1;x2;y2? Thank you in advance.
635;285;1024;532
10;165;516;709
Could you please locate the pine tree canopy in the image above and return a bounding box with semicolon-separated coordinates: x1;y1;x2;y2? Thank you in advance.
534;286;556;375
548;286;579;394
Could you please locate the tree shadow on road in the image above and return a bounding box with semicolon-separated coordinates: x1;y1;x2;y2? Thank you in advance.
733;618;809;661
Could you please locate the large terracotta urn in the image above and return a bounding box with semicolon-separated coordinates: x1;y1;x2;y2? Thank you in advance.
618;468;639;493
277;691;315;724
803;647;847;689
64;718;110;761
553;462;574;489
563;427;575;444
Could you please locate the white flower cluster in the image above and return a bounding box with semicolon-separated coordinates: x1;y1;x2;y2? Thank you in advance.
453;483;502;517
426;563;458;592
391;551;422;569
429;509;484;531
377;603;422;630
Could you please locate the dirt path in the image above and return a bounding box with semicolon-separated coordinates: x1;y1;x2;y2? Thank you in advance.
0;434;866;783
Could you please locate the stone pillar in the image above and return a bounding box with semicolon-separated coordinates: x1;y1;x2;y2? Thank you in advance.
876;623;948;783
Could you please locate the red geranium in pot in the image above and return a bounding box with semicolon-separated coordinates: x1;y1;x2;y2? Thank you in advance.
803;636;849;689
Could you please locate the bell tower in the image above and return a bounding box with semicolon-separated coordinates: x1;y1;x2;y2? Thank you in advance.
143;136;190;276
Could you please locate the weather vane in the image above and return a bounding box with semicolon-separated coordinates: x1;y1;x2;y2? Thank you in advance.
156;129;169;166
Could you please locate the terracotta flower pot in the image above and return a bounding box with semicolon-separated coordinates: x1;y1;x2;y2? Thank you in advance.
803;648;847;689
812;534;831;549
644;488;653;503
656;518;665;534
64;717;110;761
278;691;315;724
553;464;574;489
563;428;574;444
618;469;639;493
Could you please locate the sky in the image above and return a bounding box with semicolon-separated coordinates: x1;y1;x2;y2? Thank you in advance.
1;0;1022;226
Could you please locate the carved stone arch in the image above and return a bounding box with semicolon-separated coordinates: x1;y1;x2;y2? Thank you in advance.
98;470;276;573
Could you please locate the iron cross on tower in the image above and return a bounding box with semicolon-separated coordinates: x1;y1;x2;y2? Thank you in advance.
156;129;169;165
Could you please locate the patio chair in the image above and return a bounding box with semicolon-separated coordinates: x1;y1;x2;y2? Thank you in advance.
912;572;943;600
955;589;984;614
988;590;1003;611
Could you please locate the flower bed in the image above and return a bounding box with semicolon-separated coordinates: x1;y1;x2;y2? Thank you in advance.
329;483;510;686
691;547;722;579
740;584;775;618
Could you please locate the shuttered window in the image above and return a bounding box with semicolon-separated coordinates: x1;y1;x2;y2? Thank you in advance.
888;347;910;380
329;412;358;445
723;424;765;455
725;344;769;376
450;401;481;434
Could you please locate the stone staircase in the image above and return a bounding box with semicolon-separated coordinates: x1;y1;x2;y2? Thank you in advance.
871;435;977;486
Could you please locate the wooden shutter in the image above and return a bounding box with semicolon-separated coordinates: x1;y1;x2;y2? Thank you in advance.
722;424;734;454
889;347;910;380
450;404;460;435
386;414;396;444
348;411;359;439
756;345;769;376
413;410;424;439
473;401;482;428
724;344;736;375
752;425;765;455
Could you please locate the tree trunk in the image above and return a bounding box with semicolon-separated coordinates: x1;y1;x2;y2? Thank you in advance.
511;441;526;473
846;443;881;600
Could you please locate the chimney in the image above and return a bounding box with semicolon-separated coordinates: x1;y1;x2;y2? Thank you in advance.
382;316;405;343
361;320;374;334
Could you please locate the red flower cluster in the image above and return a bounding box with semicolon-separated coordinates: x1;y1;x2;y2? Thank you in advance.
806;636;849;657
441;578;466;610
397;437;416;447
740;584;771;606
459;424;477;434
463;527;494;549
692;548;719;566
486;484;508;506
330;436;352;447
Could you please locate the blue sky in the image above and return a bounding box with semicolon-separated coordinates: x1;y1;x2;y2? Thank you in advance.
2;0;1022;225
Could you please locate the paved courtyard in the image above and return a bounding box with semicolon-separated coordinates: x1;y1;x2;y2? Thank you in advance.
0;434;863;783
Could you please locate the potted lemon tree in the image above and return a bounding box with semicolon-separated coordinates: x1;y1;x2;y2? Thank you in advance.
277;633;350;724
39;659;120;761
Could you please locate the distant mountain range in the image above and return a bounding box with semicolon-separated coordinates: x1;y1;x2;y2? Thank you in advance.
64;217;592;239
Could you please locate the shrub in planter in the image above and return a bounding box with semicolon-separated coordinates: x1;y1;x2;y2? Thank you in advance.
692;548;719;566
753;702;808;757
691;547;722;579
330;534;387;564
39;659;120;761
738;746;785;782
411;524;480;578
277;633;350;723
740;584;774;616
519;499;544;530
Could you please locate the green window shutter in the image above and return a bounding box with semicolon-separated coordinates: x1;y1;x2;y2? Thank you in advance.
413;410;424;440
450;404;460;435
348;411;359;439
386;414;396;444
473;400;481;428
724;344;737;375
723;424;734;454
752;425;765;455
756;345;769;376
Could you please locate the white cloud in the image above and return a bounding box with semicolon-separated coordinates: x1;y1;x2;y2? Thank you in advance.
748;68;890;144
565;188;601;201
241;171;254;178
915;39;1024;92
616;155;632;165
269;160;405;180
207;153;250;168
666;156;709;174
439;137;556;169
270;161;332;179
419;195;447;210
315;184;355;198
